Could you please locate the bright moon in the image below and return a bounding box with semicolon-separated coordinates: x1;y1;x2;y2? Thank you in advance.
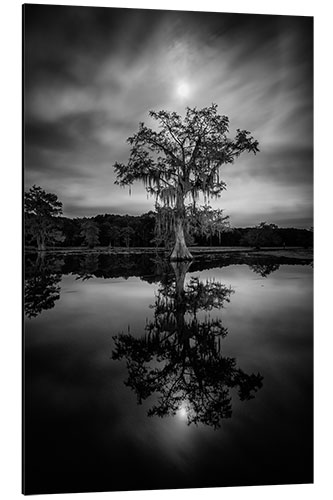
176;81;191;99
179;407;187;418
178;404;188;420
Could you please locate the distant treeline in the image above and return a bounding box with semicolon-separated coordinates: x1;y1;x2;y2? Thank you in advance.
24;211;313;249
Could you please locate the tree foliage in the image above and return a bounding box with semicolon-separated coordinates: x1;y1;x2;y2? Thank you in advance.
24;254;63;318
80;219;100;249
103;223;121;247
241;222;282;249
187;205;230;243
249;261;281;278
114;104;259;260
119;226;135;248
24;185;63;251
114;104;259;201
24;185;63;217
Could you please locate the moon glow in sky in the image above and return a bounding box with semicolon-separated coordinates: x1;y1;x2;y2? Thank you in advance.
176;81;191;99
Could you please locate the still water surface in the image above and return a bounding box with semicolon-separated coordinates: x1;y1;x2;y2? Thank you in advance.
24;253;313;494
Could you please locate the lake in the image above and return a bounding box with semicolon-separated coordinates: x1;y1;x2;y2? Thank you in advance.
23;252;313;494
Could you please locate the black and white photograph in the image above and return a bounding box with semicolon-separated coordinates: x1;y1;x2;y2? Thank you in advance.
22;3;314;495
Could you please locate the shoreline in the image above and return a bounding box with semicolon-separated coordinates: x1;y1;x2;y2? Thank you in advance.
24;246;313;261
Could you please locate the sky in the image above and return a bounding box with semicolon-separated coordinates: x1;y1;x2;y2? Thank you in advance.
23;4;313;228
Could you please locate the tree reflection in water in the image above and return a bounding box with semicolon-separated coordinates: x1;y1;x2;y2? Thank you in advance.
24;253;62;318
249;261;280;278
112;262;263;429
74;254;100;281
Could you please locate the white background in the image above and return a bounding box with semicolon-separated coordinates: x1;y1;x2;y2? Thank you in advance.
0;1;331;499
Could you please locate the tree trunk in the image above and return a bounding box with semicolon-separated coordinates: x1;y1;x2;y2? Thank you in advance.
170;261;192;298
171;261;192;366
36;250;46;268
170;218;193;260
170;188;193;262
37;233;46;251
